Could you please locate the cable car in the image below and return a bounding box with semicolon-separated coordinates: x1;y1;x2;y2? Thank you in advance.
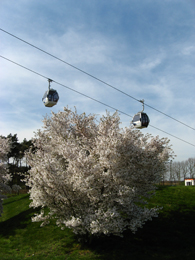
42;79;59;107
132;100;150;129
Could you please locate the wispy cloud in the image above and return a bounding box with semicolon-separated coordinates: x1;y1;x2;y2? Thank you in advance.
0;0;194;161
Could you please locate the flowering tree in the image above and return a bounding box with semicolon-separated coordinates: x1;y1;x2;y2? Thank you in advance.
0;136;12;216
26;108;174;237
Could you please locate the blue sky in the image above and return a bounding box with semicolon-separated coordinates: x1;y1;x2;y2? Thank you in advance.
0;0;195;161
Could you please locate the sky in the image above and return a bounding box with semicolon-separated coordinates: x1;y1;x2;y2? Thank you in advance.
0;0;195;161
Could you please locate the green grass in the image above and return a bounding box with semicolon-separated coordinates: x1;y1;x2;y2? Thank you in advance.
0;186;195;259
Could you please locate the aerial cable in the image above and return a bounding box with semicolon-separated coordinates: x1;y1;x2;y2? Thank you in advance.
0;55;132;118
1;28;194;131
0;55;195;148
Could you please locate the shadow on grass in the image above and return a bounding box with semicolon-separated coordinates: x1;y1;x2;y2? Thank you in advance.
3;194;29;206
0;207;39;238
86;208;195;260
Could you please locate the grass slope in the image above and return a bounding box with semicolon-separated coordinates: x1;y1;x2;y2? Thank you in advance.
0;186;195;260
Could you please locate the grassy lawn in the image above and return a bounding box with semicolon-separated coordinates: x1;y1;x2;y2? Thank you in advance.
0;186;195;259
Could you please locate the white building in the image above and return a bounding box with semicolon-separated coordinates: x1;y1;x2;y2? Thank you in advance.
185;178;195;186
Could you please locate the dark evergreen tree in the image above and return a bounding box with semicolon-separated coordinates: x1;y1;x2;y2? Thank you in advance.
5;134;32;186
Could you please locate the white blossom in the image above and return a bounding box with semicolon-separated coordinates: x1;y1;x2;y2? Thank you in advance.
0;136;12;216
25;108;174;237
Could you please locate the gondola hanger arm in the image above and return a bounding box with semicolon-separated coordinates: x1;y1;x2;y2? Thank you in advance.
48;79;53;90
139;99;144;112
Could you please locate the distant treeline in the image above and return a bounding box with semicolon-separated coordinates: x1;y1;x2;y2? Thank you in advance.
163;158;195;182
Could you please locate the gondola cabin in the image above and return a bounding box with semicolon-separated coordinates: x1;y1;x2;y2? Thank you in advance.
132;112;150;129
42;89;59;107
132;99;150;129
42;79;59;107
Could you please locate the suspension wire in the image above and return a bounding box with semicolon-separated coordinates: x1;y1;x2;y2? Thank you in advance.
1;28;195;131
0;55;132;118
1;55;195;148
